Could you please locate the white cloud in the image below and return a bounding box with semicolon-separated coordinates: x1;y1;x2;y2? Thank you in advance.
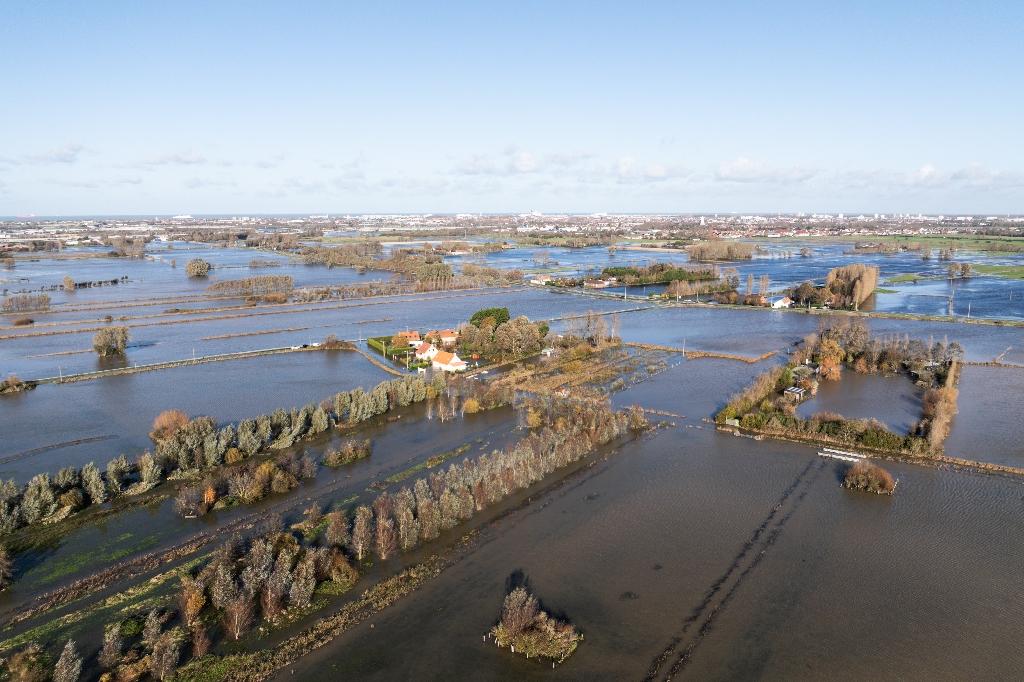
716;157;817;184
0;144;85;166
137;151;208;168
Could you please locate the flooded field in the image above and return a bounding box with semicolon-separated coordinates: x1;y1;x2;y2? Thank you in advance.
0;351;392;482
946;365;1024;467
279;407;1024;681
797;372;922;434
2;239;1023;682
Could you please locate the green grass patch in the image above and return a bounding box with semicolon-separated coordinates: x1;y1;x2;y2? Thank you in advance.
172;653;261;682
973;264;1024;279
886;273;924;283
373;444;472;489
874;288;898;294
23;533;160;584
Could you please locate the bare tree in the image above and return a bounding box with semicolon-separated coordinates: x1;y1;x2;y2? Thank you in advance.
222;594;254;641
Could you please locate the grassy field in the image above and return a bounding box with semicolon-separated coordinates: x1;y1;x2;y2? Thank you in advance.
833;233;1024;253
973;264;1024;279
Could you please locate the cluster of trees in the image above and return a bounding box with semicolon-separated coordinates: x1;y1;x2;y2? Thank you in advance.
559;310;620;349
825;264;879;310
206;275;295;298
686;241;754;261
300;244;519;292
947;262;973;279
807;320;962;385
843;460;896;495
2;293;50;313
0;376;444;538
345;396;629;563
185;258;212;278
600;263;719;285
93;326;129;356
788;264;880;310
460;263;523;285
489;587;582;664
175;451;316;517
919;375;959;452
717;322;962;456
106;236;148;258
459;309;548;361
1;397;633;681
8;522;358;682
323;439;372;467
3;639;82;682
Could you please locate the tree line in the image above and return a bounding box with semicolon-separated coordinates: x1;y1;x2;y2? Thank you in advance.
0;375;445;538
2;395;637;680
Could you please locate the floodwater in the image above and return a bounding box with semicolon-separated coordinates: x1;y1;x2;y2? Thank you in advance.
945;365;1024;467
279;364;1024;681
797;372;922;435
0;403;521;615
0;242;394;306
0;351;392;483
0;286;631;377
457;241;1024;320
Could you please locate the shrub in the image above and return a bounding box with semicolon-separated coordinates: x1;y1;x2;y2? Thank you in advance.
323;439;372;467
185;258;211;278
11;317;33;326
93;326;129;356
462;398;480;414
151;409;189;442
843;460;896;494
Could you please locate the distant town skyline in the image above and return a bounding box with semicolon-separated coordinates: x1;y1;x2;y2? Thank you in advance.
2;1;1022;215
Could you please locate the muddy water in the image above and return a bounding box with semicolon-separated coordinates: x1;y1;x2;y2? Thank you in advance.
276;362;1024;681
945;365;1024;467
797;372;922;434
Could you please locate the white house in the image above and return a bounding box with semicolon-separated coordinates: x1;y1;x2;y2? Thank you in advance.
772;296;794;309
432;350;467;373
415;342;439;361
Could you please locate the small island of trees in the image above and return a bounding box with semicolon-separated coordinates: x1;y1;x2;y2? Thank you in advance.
93;326;129;357
488;586;582;665
185;258;212;278
843;460;897;495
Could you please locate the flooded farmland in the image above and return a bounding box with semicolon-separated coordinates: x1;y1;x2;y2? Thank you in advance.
2;236;1023;682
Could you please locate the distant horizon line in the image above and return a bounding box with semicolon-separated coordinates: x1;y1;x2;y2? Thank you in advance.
3;211;1023;220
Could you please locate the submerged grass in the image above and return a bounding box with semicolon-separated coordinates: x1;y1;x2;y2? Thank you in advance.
23;532;161;585
372;444;473;489
0;553;208;652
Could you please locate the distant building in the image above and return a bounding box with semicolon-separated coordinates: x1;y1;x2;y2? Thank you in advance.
772;296;794;309
530;274;553;286
432;350;467;373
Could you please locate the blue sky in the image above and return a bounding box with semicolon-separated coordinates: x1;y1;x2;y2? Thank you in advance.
1;1;1022;215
